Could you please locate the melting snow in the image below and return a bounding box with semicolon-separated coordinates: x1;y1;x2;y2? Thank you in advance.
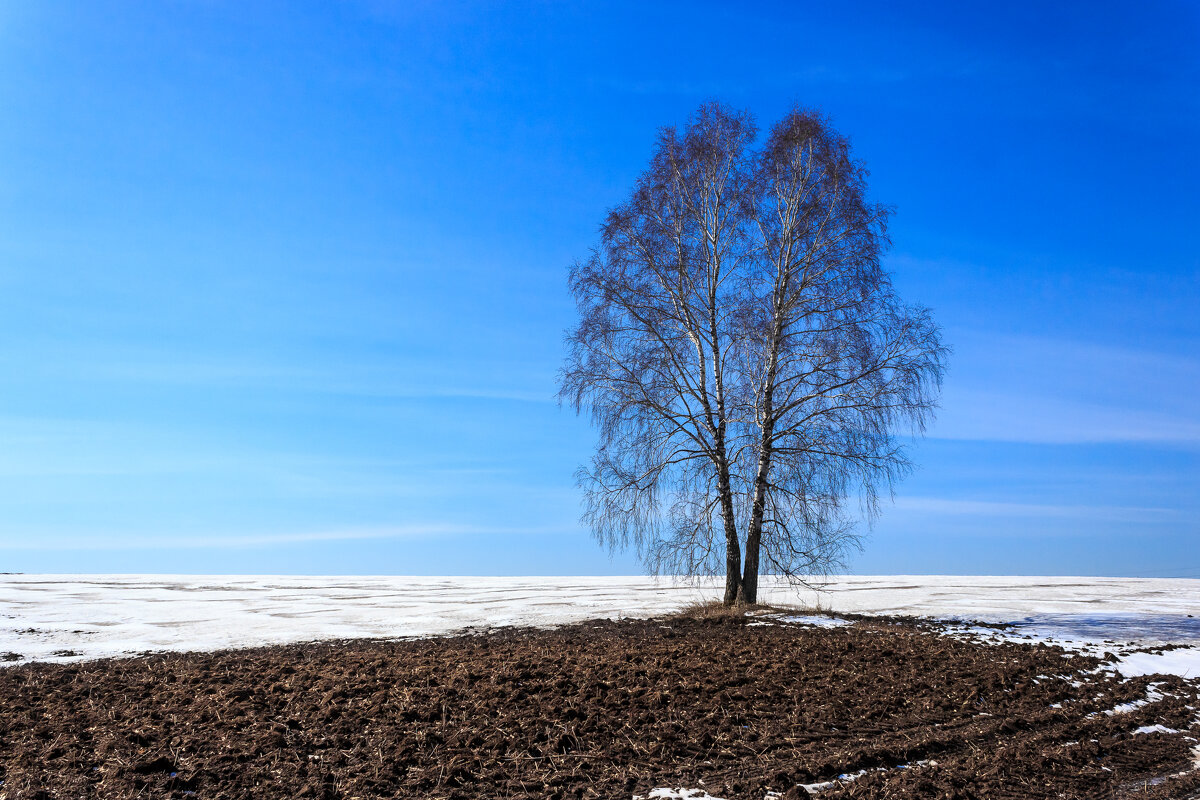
637;759;938;799
777;615;853;628
1103;683;1165;715
800;768;874;792
1113;649;1200;680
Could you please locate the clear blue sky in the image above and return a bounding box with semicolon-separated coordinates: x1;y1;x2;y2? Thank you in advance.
1;1;1196;576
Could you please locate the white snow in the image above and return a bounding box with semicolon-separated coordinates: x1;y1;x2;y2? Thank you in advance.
746;613;851;629
0;574;724;663
1103;683;1165;715
636;761;936;800
635;790;725;800
796;760;936;794
0;574;1197;669
777;615;854;628
1113;649;1200;679
799;769;874;793
786;575;1200;641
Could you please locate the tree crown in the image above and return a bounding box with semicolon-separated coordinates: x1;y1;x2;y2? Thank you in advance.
560;102;946;588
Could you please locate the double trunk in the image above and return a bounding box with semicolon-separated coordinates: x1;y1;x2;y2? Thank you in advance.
737;447;772;605
717;457;743;606
729;316;783;607
719;455;770;607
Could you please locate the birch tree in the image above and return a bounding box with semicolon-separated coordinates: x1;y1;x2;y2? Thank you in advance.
560;103;946;605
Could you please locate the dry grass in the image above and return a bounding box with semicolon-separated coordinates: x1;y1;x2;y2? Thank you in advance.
674;599;824;620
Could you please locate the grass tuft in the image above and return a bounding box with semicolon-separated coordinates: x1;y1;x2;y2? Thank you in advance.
675;600;815;620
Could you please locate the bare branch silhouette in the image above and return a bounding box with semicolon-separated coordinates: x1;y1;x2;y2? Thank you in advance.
561;103;946;605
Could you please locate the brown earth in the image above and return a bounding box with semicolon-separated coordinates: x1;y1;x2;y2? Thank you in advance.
0;613;1197;799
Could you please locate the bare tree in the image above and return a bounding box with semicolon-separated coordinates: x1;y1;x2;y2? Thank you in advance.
560;103;946;605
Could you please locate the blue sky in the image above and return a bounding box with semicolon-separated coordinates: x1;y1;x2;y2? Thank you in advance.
0;1;1196;576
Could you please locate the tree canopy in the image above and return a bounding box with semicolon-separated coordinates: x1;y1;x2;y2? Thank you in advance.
560;102;946;605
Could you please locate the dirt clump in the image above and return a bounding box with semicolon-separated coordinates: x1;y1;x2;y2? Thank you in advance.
0;614;1196;799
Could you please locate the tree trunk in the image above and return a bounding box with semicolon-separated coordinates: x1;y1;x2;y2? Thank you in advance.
717;462;742;606
740;450;771;605
742;310;783;606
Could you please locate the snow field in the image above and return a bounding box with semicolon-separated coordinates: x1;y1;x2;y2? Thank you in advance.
1;574;1197;670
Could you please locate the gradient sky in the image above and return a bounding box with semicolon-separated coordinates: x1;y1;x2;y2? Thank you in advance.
0;1;1197;577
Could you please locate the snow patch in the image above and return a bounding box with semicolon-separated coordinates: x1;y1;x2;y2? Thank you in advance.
800;769;873;792
798;760;935;794
1113;648;1200;680
1103;683;1165;716
746;614;853;629
777;615;853;628
636;760;940;799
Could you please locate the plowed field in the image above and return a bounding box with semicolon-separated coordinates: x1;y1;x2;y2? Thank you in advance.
1;613;1197;799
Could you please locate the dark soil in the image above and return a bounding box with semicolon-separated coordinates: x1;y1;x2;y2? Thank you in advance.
0;614;1197;799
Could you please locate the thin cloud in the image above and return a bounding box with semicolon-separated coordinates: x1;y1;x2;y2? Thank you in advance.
893;497;1180;523
928;331;1200;446
933;389;1200;445
0;524;576;551
17;349;557;404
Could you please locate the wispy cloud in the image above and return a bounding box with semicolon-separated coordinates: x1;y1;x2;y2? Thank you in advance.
893;497;1181;524
0;346;558;404
102;358;555;402
933;389;1200;445
0;524;576;551
929;332;1200;446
